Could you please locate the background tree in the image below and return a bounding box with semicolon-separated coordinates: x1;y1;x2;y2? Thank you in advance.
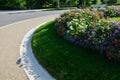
107;0;117;4
0;0;26;9
25;0;35;9
78;0;93;8
26;0;46;9
78;0;86;8
34;0;46;8
1;0;120;10
92;0;97;4
64;0;78;8
43;0;61;9
48;0;68;9
117;0;120;4
101;0;108;4
56;0;60;9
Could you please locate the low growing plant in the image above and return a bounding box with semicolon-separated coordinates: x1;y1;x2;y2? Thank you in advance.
55;9;120;61
104;7;120;17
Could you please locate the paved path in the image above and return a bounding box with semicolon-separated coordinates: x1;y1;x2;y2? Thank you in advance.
0;14;59;80
0;9;67;27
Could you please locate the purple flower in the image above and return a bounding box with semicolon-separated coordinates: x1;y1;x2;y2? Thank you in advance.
114;21;120;29
90;45;94;49
114;21;119;26
75;41;80;45
112;33;116;37
115;29;119;33
70;38;76;43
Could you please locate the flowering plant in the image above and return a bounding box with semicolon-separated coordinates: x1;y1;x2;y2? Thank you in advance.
66;19;87;38
55;9;120;61
103;7;120;17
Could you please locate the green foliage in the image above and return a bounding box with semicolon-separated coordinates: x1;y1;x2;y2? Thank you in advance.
0;0;119;10
25;0;35;9
93;0;120;4
56;9;120;61
0;0;26;9
0;0;47;9
105;8;117;17
25;0;46;9
117;0;120;4
101;0;108;4
104;8;120;17
78;0;93;8
32;21;120;80
111;17;120;22
56;9;103;25
107;0;117;4
92;0;97;4
66;19;87;37
64;0;78;6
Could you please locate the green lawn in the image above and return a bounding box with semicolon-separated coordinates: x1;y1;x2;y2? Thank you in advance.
32;21;120;80
111;17;120;22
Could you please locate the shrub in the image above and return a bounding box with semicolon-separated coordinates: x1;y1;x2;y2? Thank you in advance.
103;7;120;17
104;8;117;17
0;0;26;10
55;9;120;61
55;9;104;37
107;0;117;4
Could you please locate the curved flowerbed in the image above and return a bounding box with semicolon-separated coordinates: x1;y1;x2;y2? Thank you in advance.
32;8;120;80
55;9;120;61
32;21;120;80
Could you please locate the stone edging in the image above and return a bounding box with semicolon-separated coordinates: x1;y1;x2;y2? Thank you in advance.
20;22;56;80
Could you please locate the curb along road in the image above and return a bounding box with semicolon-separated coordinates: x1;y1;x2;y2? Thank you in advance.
0;14;59;80
20;22;55;80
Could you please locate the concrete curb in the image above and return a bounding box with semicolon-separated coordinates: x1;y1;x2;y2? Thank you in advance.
20;22;56;80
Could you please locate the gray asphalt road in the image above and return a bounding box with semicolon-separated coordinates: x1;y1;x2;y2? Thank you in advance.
0;9;68;27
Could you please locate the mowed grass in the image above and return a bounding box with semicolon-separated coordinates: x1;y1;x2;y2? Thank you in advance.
32;21;120;80
111;17;120;22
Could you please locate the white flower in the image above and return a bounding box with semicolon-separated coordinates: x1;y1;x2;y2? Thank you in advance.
67;30;70;33
67;22;71;26
70;26;74;30
73;19;78;21
81;23;84;25
82;19;85;21
79;25;84;28
75;22;78;25
82;30;85;32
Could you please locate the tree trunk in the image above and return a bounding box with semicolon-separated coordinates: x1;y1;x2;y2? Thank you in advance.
70;0;72;9
83;0;86;8
57;0;60;9
79;0;86;8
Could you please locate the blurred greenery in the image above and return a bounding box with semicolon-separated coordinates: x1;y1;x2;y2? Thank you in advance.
32;21;120;80
0;0;120;10
0;0;26;9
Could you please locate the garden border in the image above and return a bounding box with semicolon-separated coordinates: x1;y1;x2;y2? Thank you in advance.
20;22;55;80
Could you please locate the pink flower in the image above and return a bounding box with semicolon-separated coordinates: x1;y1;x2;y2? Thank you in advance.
88;37;91;40
107;54;114;60
114;39;117;42
117;39;120;43
114;21;120;29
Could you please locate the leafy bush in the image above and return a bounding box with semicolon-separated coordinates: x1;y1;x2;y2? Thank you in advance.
104;8;120;17
0;0;26;10
55;9;120;61
55;9;104;37
107;0;117;4
104;8;117;17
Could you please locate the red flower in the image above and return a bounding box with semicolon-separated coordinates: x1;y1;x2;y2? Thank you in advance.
107;54;114;60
